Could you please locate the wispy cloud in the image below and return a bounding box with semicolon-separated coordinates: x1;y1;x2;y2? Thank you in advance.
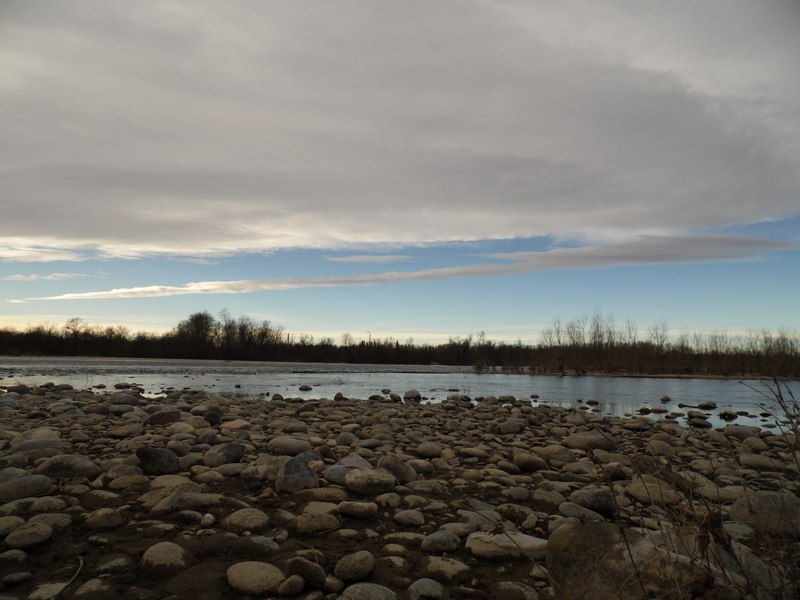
2;272;87;282
325;255;413;264
30;236;794;301
7;299;28;304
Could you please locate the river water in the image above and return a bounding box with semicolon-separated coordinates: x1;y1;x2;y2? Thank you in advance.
1;356;797;430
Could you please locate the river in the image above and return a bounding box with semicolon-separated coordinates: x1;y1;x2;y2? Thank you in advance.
1;356;797;430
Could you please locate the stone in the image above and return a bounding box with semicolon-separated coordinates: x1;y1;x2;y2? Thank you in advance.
377;454;417;483
149;491;227;516
85;508;124;530
277;574;305;596
0;515;25;536
226;561;285;595
337;501;378;519
286;556;327;588
546;522;711;600
267;436;313;456
488;581;539;600
141;541;190;576
415;441;442;458
144;409;182;426
729;490;800;537
72;577;116;600
136;447;180;475
418;556;471;582
394;509;425;527
0;475;52;502
275;457;319;493
222;508;269;533
420;530;461;553
404;390;422;402
465;531;547;560
625;475;682;506
563;431;615;451
344;468;397;495
335;550;375;581
341;582;397;599
408;578;444;600
294;512;339;534
35;454;102;479
28;582;69;600
203;442;246;467
4;521;53;548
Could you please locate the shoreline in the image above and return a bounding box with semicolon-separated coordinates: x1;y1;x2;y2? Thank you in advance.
1;385;798;599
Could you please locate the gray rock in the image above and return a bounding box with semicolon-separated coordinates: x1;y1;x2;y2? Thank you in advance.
136;447;180;475
141;541;190;575
4;521;53;548
546;522;711;600
394;509;425;527
418;556;471;582
275;457;319;493
488;581;539;600
420;530;461;553
335;550;375;581
341;582;397;599
466;531;547;560
729;490;800;537
337;501;378;519
267;436;312;456
286;556;327;588
344;468;397;496
408;577;444;600
34;454;102;479
85;508;123;530
0;515;24;537
563;431;615;451
226;561;285;595
0;475;53;502
72;577;116;600
222;508;269;533
144;409;182;426
377;454;417;483
203;442;246;467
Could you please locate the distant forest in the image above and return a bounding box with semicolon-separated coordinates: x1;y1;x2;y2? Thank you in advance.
1;310;798;377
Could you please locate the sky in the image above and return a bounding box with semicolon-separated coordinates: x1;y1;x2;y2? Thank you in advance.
1;1;799;345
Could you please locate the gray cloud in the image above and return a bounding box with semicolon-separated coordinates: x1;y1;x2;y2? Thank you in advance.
1;1;798;260
30;236;794;301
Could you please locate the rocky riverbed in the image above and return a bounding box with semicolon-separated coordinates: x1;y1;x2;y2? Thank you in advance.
1;383;798;600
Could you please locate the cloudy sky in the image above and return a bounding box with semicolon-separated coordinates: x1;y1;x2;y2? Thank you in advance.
1;1;798;343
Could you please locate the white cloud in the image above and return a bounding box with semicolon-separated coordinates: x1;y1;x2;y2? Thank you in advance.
2;272;86;281
326;255;412;264
30;236;793;301
6;299;28;304
0;2;798;261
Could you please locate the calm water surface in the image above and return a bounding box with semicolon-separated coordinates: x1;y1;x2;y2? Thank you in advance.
1;356;796;430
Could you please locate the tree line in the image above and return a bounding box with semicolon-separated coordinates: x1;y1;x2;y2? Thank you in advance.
0;310;797;377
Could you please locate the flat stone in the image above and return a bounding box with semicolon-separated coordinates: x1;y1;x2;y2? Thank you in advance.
729;490;800;537
465;531;547;560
